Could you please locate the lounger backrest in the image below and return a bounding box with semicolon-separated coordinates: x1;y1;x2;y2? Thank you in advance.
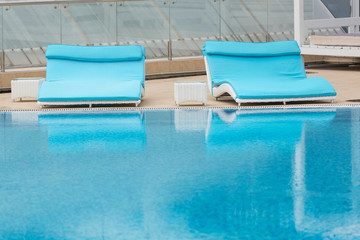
202;41;307;89
45;44;145;84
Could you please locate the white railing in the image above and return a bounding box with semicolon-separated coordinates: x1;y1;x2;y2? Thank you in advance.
304;17;360;31
294;0;360;57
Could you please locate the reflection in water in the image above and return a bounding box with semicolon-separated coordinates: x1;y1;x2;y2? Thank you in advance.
0;108;360;239
206;108;360;238
38;111;146;153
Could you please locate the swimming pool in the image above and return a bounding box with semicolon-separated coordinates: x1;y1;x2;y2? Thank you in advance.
1;108;359;239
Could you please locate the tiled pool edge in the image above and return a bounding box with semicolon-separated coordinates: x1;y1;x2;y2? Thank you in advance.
1;104;360;112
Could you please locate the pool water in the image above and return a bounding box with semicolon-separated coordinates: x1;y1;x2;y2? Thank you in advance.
1;108;360;240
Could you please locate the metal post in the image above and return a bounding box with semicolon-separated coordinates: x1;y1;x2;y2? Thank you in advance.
168;0;172;61
219;0;222;40
59;3;62;44
168;40;172;61
266;34;271;42
1;50;4;72
1;6;4;72
115;2;118;44
266;0;269;41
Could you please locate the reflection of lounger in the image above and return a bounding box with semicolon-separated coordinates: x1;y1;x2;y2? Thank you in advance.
39;111;146;152
202;40;337;106
206;109;337;150
38;45;145;108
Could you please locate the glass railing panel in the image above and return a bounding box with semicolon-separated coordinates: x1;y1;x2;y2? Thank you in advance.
0;6;3;72
61;2;116;45
221;0;268;43
116;0;171;59
321;0;351;18
303;0;314;20
3;4;60;68
303;0;339;20
302;0;349;45
268;0;294;41
0;0;316;69
303;0;314;44
169;0;220;58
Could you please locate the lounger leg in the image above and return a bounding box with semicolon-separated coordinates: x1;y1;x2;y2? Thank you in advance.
331;99;334;103
283;101;286;105
89;104;92;108
238;102;241;107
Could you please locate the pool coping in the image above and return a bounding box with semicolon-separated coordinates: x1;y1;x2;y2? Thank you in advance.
1;103;360;112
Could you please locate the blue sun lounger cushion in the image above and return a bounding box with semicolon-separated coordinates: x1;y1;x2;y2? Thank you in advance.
202;40;337;106
38;44;145;107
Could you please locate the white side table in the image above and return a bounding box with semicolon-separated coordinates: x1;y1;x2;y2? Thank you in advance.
11;77;45;102
174;81;207;106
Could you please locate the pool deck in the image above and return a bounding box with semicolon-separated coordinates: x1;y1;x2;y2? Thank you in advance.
1;65;360;111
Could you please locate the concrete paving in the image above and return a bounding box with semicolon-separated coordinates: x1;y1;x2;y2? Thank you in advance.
1;65;359;111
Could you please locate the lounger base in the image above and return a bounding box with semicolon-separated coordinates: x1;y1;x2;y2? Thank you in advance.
211;83;336;106
212;84;237;100
38;100;141;108
236;96;336;107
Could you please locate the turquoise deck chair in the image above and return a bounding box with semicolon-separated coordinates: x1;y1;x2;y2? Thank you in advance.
202;40;337;106
38;44;145;108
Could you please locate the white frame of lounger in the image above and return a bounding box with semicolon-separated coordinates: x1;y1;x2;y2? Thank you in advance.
204;56;336;107
38;83;144;108
38;100;141;108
